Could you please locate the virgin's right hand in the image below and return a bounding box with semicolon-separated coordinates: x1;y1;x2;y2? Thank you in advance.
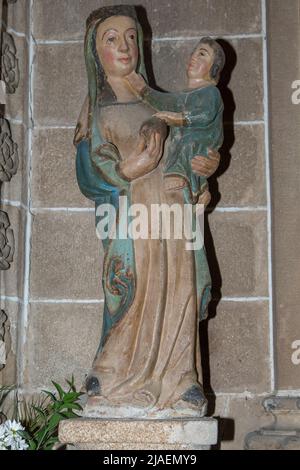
140;132;163;164
119;133;164;180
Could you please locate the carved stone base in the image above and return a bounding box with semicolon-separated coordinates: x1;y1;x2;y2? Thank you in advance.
58;417;218;450
245;396;300;450
245;429;300;450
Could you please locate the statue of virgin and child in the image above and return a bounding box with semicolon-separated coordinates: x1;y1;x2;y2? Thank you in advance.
74;5;225;419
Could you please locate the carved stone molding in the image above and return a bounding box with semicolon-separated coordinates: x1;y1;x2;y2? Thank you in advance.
0;210;14;270
245;396;300;450
1;32;20;94
0;117;18;182
0;310;8;370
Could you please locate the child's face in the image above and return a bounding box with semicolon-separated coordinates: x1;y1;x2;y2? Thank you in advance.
187;43;215;81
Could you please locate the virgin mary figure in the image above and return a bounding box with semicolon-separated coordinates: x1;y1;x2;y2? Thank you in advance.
75;5;215;418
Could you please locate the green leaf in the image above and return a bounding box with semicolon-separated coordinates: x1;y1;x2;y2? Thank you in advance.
31;405;47;421
19;429;37;450
65;376;76;392
51;381;65;400
63;392;81;402
41;390;57;402
36;426;52;450
28;440;37;450
47;413;63;430
1;377;83;450
0;385;15;422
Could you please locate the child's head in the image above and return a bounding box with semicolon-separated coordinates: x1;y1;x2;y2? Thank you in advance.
187;37;225;84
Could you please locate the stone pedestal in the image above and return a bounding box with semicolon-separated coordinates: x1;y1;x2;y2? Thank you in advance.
58;417;218;450
245;396;300;450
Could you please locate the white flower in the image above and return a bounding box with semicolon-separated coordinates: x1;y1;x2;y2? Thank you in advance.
1;420;28;450
18;439;28;451
10;438;28;451
0;423;8;449
4;419;24;434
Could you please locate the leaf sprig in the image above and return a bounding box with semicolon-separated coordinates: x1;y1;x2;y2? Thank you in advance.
0;377;83;450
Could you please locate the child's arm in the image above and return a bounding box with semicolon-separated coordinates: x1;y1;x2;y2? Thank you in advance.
156;86;223;128
141;86;181;112
125;72;181;112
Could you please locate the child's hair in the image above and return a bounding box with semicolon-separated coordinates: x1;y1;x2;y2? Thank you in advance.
197;37;225;83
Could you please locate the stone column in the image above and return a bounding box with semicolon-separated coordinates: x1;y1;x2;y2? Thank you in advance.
0;0;27;388
245;0;300;450
269;0;300;392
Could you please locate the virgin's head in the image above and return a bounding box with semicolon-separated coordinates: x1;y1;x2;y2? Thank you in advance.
96;15;138;79
85;5;146;103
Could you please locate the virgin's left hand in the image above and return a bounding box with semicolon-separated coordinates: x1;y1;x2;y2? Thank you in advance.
154;111;184;127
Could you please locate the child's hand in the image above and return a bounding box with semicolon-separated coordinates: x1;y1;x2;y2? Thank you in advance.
154;111;185;127
197;189;211;209
191;149;220;177
125;71;147;95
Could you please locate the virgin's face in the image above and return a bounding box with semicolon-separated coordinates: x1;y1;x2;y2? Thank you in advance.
187;43;215;81
96;16;138;78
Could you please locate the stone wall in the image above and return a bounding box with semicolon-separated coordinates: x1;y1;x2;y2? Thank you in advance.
1;0;297;450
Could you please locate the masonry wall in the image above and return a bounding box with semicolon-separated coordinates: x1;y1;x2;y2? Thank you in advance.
0;0;281;449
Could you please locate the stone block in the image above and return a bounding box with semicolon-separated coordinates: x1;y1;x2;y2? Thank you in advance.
33;43;87;126
29;211;103;300
146;0;261;39
0;205;25;298
32;0;261;41
208;301;270;393
208;211;268;297
59;417;218;450
24;302;103;389
31;128;93;208
32;0;111;40
218;124;266;207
